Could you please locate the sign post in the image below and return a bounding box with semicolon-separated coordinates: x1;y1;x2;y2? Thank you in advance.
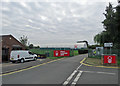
104;43;113;54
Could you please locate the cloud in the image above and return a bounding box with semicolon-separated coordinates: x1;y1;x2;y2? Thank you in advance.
28;19;33;23
39;15;48;20
1;1;118;47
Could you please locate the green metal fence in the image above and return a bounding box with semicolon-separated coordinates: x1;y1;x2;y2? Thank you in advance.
88;49;120;60
30;48;78;57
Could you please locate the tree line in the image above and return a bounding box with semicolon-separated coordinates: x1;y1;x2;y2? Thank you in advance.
19;35;40;49
94;3;120;49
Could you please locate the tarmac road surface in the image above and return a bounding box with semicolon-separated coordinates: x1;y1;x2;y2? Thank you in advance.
2;54;119;86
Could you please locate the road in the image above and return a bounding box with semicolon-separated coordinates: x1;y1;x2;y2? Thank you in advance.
2;54;119;86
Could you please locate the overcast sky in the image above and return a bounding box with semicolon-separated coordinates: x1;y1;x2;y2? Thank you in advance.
1;0;118;47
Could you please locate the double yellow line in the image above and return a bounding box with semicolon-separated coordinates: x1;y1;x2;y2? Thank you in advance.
0;58;64;76
80;58;120;69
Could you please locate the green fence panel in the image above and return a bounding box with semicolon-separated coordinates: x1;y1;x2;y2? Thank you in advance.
30;48;79;57
88;49;120;60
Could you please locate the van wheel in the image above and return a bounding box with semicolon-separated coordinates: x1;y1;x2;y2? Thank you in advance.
20;59;24;63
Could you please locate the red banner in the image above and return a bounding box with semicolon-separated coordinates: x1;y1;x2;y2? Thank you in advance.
54;50;70;57
104;55;116;64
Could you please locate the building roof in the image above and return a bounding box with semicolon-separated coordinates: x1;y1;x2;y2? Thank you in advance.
0;34;12;37
0;34;25;48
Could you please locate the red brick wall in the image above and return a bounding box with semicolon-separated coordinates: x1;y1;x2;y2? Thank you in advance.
2;35;25;49
2;35;25;61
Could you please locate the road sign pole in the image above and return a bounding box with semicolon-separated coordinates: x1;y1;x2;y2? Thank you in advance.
110;47;111;54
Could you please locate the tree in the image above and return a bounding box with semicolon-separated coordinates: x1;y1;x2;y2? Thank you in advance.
19;35;28;46
29;44;34;49
94;3;120;48
102;3;116;43
36;46;40;48
88;45;102;49
94;34;101;45
34;46;40;48
114;3;120;49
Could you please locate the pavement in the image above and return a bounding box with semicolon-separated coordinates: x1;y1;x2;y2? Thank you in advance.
1;54;119;86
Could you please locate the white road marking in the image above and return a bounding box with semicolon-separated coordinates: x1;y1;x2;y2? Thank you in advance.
63;63;83;86
97;72;116;75
82;70;116;75
63;70;77;85
71;71;83;86
76;64;82;71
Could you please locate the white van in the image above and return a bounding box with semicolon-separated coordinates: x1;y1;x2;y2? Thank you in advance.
10;50;37;63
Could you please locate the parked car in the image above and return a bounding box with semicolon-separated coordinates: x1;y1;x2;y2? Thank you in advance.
10;50;37;63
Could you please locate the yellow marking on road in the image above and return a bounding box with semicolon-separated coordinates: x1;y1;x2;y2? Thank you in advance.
80;58;120;69
82;62;120;69
0;58;64;76
80;58;87;64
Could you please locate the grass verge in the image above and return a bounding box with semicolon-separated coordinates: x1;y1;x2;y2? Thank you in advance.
85;58;102;66
118;60;120;66
85;58;120;66
47;57;66;59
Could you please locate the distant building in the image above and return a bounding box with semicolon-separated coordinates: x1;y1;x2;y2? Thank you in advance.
40;43;86;49
0;35;25;62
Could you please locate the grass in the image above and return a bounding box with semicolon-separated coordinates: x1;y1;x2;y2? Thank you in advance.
118;59;120;66
85;58;102;66
87;57;120;66
47;57;66;59
88;55;101;59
